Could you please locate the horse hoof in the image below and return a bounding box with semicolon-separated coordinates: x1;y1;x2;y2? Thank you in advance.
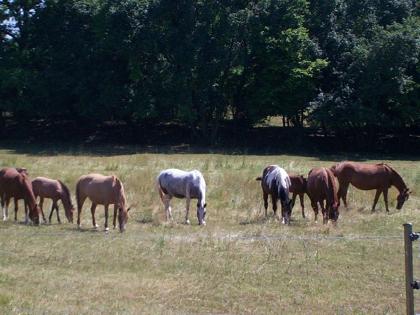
78;224;82;229
105;227;109;232
3;217;7;221
185;220;190;225
202;221;206;226
113;226;116;229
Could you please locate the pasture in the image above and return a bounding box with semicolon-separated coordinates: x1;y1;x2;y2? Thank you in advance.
0;146;419;314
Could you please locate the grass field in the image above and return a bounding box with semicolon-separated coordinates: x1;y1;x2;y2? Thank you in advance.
0;146;419;314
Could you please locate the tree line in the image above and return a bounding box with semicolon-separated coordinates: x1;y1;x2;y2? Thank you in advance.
0;0;419;143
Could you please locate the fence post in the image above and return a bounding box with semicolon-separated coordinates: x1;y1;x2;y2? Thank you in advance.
404;223;415;315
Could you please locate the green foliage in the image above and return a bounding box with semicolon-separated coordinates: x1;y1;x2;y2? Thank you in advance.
0;0;418;139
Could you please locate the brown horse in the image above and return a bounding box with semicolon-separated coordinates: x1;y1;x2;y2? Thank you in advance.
289;175;307;218
331;161;410;212
76;174;130;232
0;167;40;224
32;177;75;224
306;167;340;224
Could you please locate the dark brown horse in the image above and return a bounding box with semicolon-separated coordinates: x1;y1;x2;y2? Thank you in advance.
256;165;292;224
306;167;340;224
0;168;40;224
289;175;307;218
331;161;410;212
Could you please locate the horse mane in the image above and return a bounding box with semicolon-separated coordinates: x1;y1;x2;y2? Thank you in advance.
381;163;407;190
58;180;72;205
114;177;127;207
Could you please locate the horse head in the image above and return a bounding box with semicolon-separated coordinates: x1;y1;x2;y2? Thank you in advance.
197;202;207;226
118;206;131;232
29;204;41;225
281;199;293;225
397;188;410;210
329;201;340;222
65;205;75;223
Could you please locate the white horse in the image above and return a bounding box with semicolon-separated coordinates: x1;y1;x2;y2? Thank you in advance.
156;169;207;225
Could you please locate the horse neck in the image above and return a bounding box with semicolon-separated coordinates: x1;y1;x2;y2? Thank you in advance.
388;167;407;192
58;181;73;211
21;178;37;208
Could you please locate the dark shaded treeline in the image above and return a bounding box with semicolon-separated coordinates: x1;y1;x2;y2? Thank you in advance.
0;0;419;146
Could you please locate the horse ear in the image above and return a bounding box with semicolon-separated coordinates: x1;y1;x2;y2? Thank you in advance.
204;203;207;208
127;207;131;212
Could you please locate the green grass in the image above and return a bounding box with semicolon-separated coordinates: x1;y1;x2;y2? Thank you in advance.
0;147;419;314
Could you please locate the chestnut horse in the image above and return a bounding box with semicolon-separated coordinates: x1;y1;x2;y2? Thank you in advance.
289;175;307;218
32;177;75;223
256;165;292;224
306;167;340;224
331;161;410;212
76;174;130;232
0;167;40;224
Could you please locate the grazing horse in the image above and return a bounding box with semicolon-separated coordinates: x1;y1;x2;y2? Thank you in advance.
32;177;75;223
156;169;207;225
256;165;292;224
331;161;410;212
289;175;307;218
306;167;340;224
76;174;130;232
0;167;40;224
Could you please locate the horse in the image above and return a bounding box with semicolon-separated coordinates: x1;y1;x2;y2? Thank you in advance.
331;161;410;212
76;174;130;232
32;177;75;224
289;175;307;218
256;165;292;224
0;167;40;224
306;167;340;224
156;169;207;225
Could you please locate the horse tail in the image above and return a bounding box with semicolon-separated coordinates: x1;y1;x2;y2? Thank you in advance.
255;176;262;181
325;168;338;205
155;176;165;201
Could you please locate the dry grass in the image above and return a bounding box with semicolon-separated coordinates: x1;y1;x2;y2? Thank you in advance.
0;147;419;314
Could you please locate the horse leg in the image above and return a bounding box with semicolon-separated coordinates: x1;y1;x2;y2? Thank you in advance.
91;203;98;228
24;200;29;224
55;201;61;224
3;197;10;221
271;195;278;219
310;199;318;223
338;181;350;208
185;197;191;225
263;192;268;218
163;196;172;221
39;200;47;223
383;188;389;213
320;200;327;224
104;205;109;231
291;193;297;210
77;196;86;229
299;193;305;218
371;189;382;212
14;198;19;221
113;205;117;229
1;194;4;221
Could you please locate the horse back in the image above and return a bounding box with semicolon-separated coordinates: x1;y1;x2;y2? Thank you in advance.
307;167;329;202
77;174;123;205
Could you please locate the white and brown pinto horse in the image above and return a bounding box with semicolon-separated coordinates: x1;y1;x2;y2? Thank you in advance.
32;177;75;224
306;167;340;224
331;161;410;212
256;165;292;224
156;169;207;225
0;167;40;224
76;174;130;232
